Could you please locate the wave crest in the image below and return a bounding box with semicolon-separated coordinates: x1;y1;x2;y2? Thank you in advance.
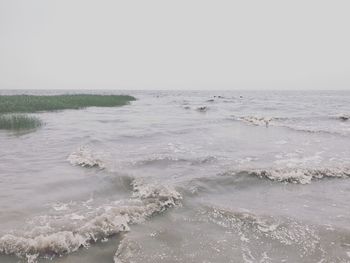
201;206;320;255
132;155;216;167
0;179;181;262
67;146;106;169
245;167;350;184
231;114;350;136
236;116;273;126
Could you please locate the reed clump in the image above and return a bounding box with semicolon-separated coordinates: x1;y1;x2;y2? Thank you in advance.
0;94;136;114
0;94;135;130
0;114;42;130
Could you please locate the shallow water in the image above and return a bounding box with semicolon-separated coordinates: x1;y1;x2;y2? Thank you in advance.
1;90;350;262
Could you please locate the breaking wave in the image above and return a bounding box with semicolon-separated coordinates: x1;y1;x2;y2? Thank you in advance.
114;204;350;263
0;178;181;262
230;115;350;136
197;205;350;262
132;155;216;167
201;206;319;252
183;167;350;195
67;146;107;169
233;115;274;126
240;167;350;184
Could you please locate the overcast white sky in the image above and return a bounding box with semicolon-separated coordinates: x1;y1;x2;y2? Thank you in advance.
0;0;349;90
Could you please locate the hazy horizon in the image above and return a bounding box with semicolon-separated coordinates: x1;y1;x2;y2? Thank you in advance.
1;0;350;90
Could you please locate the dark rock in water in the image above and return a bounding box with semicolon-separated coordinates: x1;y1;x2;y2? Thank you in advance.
339;115;349;121
196;106;207;112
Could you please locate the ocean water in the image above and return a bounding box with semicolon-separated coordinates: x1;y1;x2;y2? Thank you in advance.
0;90;350;263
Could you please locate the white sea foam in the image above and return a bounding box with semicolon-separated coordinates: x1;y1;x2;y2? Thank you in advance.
248;167;350;184
52;202;69;211
67;146;106;169
202;206;320;256
114;237;141;263
113;205;322;263
236;116;273;127
273;152;323;167
132;155;217;167
70;214;85;220
232;115;350;136
0;179;181;262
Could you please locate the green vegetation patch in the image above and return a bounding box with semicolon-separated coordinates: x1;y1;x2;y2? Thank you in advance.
0;94;136;114
0;114;43;130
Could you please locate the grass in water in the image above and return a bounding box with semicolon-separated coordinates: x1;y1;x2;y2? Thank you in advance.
0;94;135;131
0;94;136;114
0;114;42;130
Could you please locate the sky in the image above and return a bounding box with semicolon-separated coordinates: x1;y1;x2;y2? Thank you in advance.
0;0;349;90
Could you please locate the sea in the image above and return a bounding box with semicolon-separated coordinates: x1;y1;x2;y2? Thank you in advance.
0;90;350;263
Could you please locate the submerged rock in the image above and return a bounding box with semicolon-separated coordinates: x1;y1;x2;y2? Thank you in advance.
338;114;349;121
196;106;208;112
